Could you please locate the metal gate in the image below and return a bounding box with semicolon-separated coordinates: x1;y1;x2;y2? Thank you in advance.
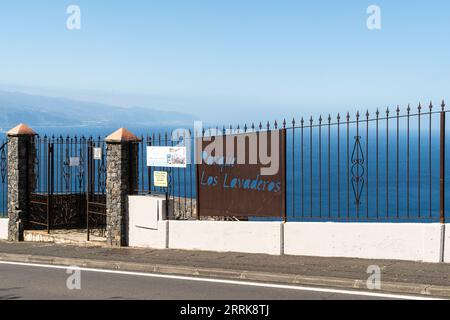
86;139;107;240
28;136;106;239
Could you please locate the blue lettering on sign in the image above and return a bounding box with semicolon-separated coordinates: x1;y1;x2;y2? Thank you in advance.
200;171;218;187
222;173;281;193
201;151;281;193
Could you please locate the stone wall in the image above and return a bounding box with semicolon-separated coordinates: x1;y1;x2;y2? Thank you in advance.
7;135;35;241
105;142;138;246
106;143;127;246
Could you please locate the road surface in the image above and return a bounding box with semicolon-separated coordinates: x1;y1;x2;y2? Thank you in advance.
0;261;430;300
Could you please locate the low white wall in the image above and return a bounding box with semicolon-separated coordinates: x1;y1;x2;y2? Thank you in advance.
0;218;8;240
284;222;443;263
128;195;168;249
168;221;283;255
127;195;447;262
444;224;450;263
129;220;168;249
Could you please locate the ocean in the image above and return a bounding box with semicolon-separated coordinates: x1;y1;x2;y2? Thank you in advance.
1;122;449;223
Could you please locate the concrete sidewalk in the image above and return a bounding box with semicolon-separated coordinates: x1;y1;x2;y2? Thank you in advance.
0;241;449;298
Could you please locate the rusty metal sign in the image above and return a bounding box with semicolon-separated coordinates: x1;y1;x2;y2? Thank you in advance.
196;129;286;218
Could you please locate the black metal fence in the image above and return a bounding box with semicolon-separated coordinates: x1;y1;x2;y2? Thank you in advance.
29;135;107;236
285;101;447;222
4;100;448;224
135;132;197;220
0;139;7;218
134;101;449;223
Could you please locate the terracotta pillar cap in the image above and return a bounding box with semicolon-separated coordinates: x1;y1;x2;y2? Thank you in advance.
7;123;37;136
105;128;141;143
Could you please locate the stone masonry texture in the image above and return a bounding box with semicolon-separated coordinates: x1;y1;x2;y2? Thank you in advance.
8;135;35;241
106;142;138;246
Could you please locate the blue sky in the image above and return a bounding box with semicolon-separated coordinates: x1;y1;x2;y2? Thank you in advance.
0;1;449;123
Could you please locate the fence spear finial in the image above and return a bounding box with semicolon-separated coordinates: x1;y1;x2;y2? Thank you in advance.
442;100;446;111
365;110;369;118
429;101;433;111
396;105;400;114
418;102;422;112
337;113;340;121
274;120;278;130
407;104;411;113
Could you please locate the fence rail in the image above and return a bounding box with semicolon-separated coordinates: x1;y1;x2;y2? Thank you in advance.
0;139;7;218
133;100;448;223
135;132;197;220
286;102;447;222
29;135;106;235
2;100;448;224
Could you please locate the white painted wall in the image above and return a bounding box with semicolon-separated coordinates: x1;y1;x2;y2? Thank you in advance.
444;224;450;263
168;221;283;255
284;222;443;263
128;195;168;249
127;195;447;262
129;220;168;249
0;218;8;240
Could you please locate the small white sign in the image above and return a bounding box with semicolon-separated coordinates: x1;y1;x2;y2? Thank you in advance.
93;147;102;160
147;146;187;168
153;171;168;188
70;157;80;167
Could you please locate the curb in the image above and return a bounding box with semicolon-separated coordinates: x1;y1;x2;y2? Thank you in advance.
0;252;449;298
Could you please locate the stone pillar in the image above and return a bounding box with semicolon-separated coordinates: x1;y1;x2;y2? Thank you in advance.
105;128;140;247
7;123;36;241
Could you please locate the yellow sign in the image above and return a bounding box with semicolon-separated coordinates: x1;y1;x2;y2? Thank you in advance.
154;171;168;188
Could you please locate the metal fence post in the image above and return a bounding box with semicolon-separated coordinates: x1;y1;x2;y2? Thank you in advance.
440;109;445;224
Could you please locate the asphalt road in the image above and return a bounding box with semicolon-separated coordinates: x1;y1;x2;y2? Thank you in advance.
0;262;411;300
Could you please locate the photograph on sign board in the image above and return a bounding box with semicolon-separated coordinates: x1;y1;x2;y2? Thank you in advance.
147;146;187;168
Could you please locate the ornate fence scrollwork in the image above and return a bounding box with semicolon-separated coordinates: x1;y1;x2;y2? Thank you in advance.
28;136;107;235
351;135;365;208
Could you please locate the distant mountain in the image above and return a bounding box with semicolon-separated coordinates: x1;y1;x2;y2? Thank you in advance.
0;91;197;129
